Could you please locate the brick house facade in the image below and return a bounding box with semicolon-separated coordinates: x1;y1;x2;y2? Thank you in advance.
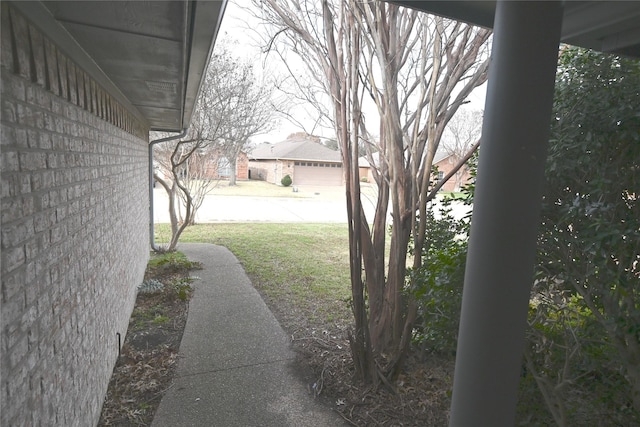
249;158;295;184
249;135;343;186
433;153;472;192
154;149;249;182
0;2;224;425
0;5;149;425
358;152;472;192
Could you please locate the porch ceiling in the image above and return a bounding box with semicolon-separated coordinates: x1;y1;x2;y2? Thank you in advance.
13;1;227;132
391;1;640;59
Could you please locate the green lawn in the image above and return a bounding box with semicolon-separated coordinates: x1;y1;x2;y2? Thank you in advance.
154;223;353;325
206;180;311;198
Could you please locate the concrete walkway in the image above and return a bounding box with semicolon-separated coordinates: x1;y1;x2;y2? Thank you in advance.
151;243;345;427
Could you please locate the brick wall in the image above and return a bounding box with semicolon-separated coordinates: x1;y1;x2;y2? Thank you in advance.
434;156;472;192
1;4;150;426
248;160;294;185
236;152;249;180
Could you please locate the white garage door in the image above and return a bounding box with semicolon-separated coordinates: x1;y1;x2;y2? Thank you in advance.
294;162;343;185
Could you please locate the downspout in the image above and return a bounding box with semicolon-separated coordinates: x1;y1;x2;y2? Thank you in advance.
149;130;188;251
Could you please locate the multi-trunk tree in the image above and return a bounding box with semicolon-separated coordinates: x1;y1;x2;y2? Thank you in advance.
153;40;276;250
255;0;490;383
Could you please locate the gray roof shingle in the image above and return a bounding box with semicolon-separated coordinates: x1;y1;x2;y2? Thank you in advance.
249;138;342;162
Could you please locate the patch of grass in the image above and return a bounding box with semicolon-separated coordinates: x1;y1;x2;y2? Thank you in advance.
152;314;170;325
155;223;352;324
207;180;311;198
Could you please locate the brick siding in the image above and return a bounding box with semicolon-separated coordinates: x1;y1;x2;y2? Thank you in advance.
1;4;150;426
434;156;472;192
249;159;294;185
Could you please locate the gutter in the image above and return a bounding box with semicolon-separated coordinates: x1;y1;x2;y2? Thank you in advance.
149;130;188;251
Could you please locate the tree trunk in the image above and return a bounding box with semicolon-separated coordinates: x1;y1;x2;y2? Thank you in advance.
169;180;179;245
228;157;237;186
256;0;490;384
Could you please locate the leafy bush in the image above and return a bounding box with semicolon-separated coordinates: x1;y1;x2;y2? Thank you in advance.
148;251;202;275
409;200;468;355
172;276;198;301
523;46;640;424
408;156;474;356
138;279;165;294
281;174;292;187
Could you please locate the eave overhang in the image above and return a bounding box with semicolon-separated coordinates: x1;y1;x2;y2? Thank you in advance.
12;0;227;132
391;1;640;59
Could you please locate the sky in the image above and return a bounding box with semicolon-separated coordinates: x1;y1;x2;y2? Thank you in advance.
215;1;488;145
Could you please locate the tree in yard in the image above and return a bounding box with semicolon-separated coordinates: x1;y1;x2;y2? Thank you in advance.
526;46;640;423
153;41;277;250
255;0;490;383
441;108;483;190
211;42;277;186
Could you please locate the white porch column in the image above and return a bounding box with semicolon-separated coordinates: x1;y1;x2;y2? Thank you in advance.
450;2;563;426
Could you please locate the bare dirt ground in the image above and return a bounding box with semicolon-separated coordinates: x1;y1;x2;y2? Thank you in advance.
261;289;455;426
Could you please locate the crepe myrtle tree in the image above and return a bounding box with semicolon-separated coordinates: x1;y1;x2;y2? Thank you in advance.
153;41;277;250
255;0;490;383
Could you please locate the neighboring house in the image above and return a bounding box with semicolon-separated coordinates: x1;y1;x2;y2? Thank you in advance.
432;152;472;192
0;2;225;426
249;134;343;186
358;152;379;183
155;149;249;181
203;151;249;181
358;151;472;192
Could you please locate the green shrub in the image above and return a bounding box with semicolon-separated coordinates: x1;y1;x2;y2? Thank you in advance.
408;199;468;355
281;174;292;187
172;276;197;301
138;279;164;294
148;251;202;274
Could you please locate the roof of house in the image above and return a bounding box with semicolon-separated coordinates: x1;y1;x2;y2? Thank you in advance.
358;151;451;168
249;138;342;163
434;151;453;164
13;1;227;132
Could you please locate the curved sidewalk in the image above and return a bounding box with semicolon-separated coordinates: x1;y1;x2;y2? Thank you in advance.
151;243;345;427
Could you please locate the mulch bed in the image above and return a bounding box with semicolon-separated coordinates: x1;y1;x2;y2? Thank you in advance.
98;270;192;426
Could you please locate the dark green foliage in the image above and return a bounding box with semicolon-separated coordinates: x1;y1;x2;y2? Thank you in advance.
408;47;639;424
281;174;292;187
409;201;468;355
408;158;475;355
527;46;640;424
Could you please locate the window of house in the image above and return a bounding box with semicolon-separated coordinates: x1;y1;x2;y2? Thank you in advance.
437;171;445;181
218;158;231;177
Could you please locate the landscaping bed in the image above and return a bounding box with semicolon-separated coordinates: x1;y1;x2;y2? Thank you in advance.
97;252;200;426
